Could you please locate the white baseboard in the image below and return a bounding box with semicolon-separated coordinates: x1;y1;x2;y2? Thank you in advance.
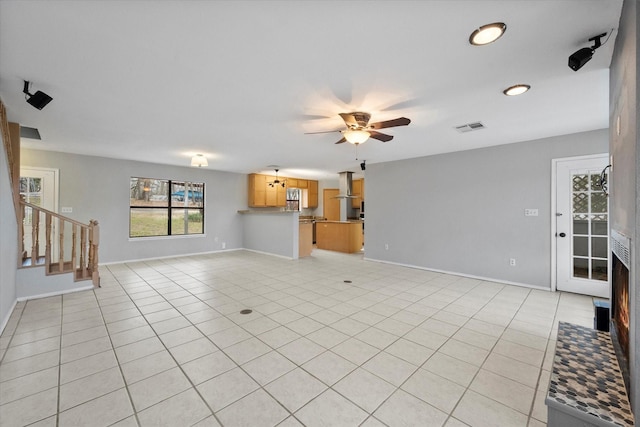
16;284;95;302
100;248;242;266
242;248;295;260
363;257;551;292
0;299;18;336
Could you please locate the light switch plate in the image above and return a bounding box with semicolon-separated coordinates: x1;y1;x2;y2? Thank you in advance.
524;209;538;217
61;207;73;213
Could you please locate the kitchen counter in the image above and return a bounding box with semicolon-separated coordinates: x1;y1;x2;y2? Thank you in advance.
237;210;300;259
315;221;363;253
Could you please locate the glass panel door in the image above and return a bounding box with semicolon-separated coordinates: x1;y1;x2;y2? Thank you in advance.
556;155;609;298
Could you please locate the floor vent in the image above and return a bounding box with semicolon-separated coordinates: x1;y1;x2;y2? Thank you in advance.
455;122;485;133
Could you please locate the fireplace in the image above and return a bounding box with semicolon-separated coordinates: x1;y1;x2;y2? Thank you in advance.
610;229;631;393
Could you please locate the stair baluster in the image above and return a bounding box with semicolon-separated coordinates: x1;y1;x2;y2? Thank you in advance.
18;200;99;287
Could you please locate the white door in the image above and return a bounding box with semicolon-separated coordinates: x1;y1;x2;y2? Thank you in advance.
19;167;59;261
555;155;609;298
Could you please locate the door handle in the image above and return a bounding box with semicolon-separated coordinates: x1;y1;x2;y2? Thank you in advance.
557;232;566;237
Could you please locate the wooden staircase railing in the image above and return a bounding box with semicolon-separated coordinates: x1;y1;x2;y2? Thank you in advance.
19;200;100;287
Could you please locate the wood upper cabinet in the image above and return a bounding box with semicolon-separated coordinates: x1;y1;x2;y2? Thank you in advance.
351;178;364;208
265;183;277;206
248;173;286;207
248;174;267;207
249;174;318;208
308;180;318;208
276;183;286;206
286;178;308;189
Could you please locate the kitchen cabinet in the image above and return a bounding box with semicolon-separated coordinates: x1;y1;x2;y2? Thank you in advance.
287;178;307;189
315;221;363;253
351;178;364;208
299;221;313;257
248;174;267;207
248;173;286;207
249;174;318;208
308;180;318;208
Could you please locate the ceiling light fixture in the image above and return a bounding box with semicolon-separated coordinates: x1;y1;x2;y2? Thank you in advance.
191;154;208;167
23;80;53;110
343;129;370;144
503;84;531;96
469;22;507;46
568;32;607;71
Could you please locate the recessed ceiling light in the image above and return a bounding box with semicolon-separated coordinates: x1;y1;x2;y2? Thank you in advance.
503;84;531;96
469;22;507;45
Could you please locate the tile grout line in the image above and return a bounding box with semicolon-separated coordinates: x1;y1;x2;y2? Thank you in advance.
107;261;288;426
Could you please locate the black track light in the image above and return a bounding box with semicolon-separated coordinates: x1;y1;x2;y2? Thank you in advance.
23;81;53;110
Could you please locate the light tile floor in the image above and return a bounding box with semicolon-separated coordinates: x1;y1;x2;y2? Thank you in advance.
0;250;597;427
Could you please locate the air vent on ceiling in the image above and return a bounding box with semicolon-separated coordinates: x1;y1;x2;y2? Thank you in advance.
455;122;485;133
20;126;41;140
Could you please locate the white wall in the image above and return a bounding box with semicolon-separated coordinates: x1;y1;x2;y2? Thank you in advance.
365;129;608;289
0;128;18;333
22;149;247;263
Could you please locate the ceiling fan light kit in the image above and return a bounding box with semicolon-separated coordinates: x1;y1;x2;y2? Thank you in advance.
469;22;507;45
344;129;371;144
307;111;411;145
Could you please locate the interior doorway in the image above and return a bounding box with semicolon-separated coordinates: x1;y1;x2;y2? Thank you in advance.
553;154;609;298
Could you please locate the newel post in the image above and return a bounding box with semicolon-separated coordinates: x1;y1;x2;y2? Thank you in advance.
89;220;100;287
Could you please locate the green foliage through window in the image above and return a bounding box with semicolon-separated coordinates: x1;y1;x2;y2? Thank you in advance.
130;177;204;238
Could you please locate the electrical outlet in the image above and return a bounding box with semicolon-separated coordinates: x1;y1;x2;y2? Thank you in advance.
222;242;226;249
214;236;219;242
524;209;538;217
510;258;516;266
385;243;389;250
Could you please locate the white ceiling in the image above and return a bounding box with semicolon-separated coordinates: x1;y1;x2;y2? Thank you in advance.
0;0;623;180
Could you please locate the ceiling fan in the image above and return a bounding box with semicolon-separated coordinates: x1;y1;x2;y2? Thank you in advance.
306;112;411;145
267;169;286;188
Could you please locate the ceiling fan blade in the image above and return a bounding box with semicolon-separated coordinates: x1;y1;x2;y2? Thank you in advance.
368;117;411;130
340;112;371;128
369;131;394;142
304;129;343;135
334;137;347;144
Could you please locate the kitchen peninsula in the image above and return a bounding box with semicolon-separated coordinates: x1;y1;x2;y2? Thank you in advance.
315;220;363;253
237;210;313;259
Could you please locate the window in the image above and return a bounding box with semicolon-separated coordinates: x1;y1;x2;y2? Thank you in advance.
129;177;204;238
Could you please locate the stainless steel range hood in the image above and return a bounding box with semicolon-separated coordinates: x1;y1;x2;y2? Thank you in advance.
336;171;356;222
337;171;356;199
